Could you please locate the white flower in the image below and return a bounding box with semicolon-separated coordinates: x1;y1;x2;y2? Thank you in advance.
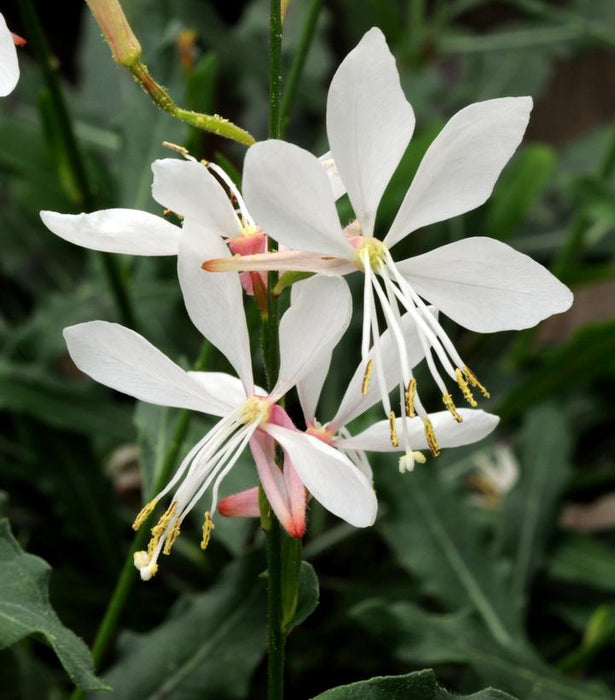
294;295;500;474
64;245;376;580
204;27;573;454
0;13;21;97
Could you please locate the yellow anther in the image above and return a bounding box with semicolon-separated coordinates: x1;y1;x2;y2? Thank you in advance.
163;519;181;555
423;418;441;457
361;359;374;396
132;497;159;531
455;367;477;407
201;511;215;550
463;366;490;398
442;393;463;423
151;501;178;539
389;411;400;448
162;140;189;155
405;378;417;417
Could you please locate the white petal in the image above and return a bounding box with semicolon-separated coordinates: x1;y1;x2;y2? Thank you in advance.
0;14;19;97
396;237;573;332
385;97;532;247
296;349;332;425
327;27;414;236
271;277;351;402
63;321;237;416
319;151;346;201
40;209;180;256
330;309;435;430
264;425;377;527
188;372;250;410
179;220;254;393
337;409;499;452
243;140;354;258
151;158;242;236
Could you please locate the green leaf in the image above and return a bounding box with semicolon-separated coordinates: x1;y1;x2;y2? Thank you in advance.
547;533;615;593
499;319;615;419
285;561;319;630
353;601;610;699
486;145;556;239
93;554;266;699
0;519;108;691
497;404;572;601
0;360;133;441
376;461;523;646
312;668;516;699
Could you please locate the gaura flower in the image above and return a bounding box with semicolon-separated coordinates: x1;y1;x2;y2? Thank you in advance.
220;302;500;521
204;28;573;455
295;303;500;474
64;270;376;580
0;13;23;97
40;151;338;306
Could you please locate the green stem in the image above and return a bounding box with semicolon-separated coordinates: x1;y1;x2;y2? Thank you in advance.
266;518;285;700
279;0;322;136
70;343;210;700
269;0;283;141
264;3;285;699
18;0;137;330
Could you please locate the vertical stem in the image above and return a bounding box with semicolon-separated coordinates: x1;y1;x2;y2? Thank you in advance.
266;517;285;700
265;3;285;700
269;0;283;141
18;0;136;330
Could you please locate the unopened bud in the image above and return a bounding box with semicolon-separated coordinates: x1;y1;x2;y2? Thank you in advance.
86;0;142;66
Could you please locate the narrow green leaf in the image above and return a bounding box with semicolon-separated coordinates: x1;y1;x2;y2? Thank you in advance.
0;520;108;691
353;601;610;699
377;462;523;646
0;360;133;441
313;668;515;699
93;554;267;699
497;404;572;600
547;533;615;592
486;145;556;239
499;319;615;419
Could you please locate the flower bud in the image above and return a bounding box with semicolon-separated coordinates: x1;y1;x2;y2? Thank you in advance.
86;0;141;67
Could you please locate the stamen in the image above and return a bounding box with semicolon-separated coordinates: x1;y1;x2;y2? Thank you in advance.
442;393;463;422
389;411;400;448
132;497;159;531
464;366;490;398
455;368;478;407
361;359;373;396
163;519;181;555
201;511;215;550
423;418;441;457
405;378;417;417
162;141;190;156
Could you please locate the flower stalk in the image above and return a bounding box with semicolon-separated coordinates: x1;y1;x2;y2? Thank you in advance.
85;0;255;146
263;1;299;698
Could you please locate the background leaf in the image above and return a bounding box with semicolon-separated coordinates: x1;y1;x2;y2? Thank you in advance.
0;519;107;692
